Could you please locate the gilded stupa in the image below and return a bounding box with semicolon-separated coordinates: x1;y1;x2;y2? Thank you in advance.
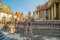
15;11;27;21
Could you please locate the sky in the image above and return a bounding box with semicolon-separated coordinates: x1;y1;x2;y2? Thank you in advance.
2;0;48;15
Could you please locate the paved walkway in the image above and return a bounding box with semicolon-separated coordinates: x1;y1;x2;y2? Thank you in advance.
6;33;26;40
4;33;60;40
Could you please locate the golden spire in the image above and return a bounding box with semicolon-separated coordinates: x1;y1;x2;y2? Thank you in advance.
0;0;3;6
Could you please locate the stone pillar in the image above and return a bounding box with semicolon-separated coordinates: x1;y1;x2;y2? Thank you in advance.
59;3;60;20
43;10;46;20
51;6;54;20
44;10;46;18
46;9;48;20
48;8;50;20
50;8;51;20
53;4;56;20
38;11;40;19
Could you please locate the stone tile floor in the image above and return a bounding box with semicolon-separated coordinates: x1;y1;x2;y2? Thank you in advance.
6;33;26;40
5;33;60;40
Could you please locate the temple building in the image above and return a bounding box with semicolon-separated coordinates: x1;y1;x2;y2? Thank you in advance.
0;0;15;21
15;11;27;21
35;0;60;20
45;0;60;20
33;11;39;20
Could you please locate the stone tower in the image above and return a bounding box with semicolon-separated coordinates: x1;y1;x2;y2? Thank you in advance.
28;11;31;17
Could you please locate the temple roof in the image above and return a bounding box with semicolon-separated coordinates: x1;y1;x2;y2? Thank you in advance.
15;11;21;18
0;0;13;15
37;5;48;11
36;0;59;12
4;6;13;14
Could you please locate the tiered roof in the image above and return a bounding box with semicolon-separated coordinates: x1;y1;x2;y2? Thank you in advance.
0;0;13;15
15;11;22;18
37;5;48;11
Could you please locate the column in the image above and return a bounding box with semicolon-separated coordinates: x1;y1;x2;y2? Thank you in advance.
50;8;51;20
46;9;48;20
43;10;46;20
38;11;40;19
53;4;56;20
51;6;54;20
59;3;60;20
44;10;46;18
48;8;50;20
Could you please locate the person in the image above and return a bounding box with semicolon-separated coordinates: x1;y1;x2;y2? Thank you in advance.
9;23;15;33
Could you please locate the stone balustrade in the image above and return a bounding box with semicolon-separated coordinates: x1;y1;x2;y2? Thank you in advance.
34;20;60;27
33;20;60;36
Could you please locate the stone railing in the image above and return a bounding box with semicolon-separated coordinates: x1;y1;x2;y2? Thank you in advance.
32;20;60;36
34;20;60;27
